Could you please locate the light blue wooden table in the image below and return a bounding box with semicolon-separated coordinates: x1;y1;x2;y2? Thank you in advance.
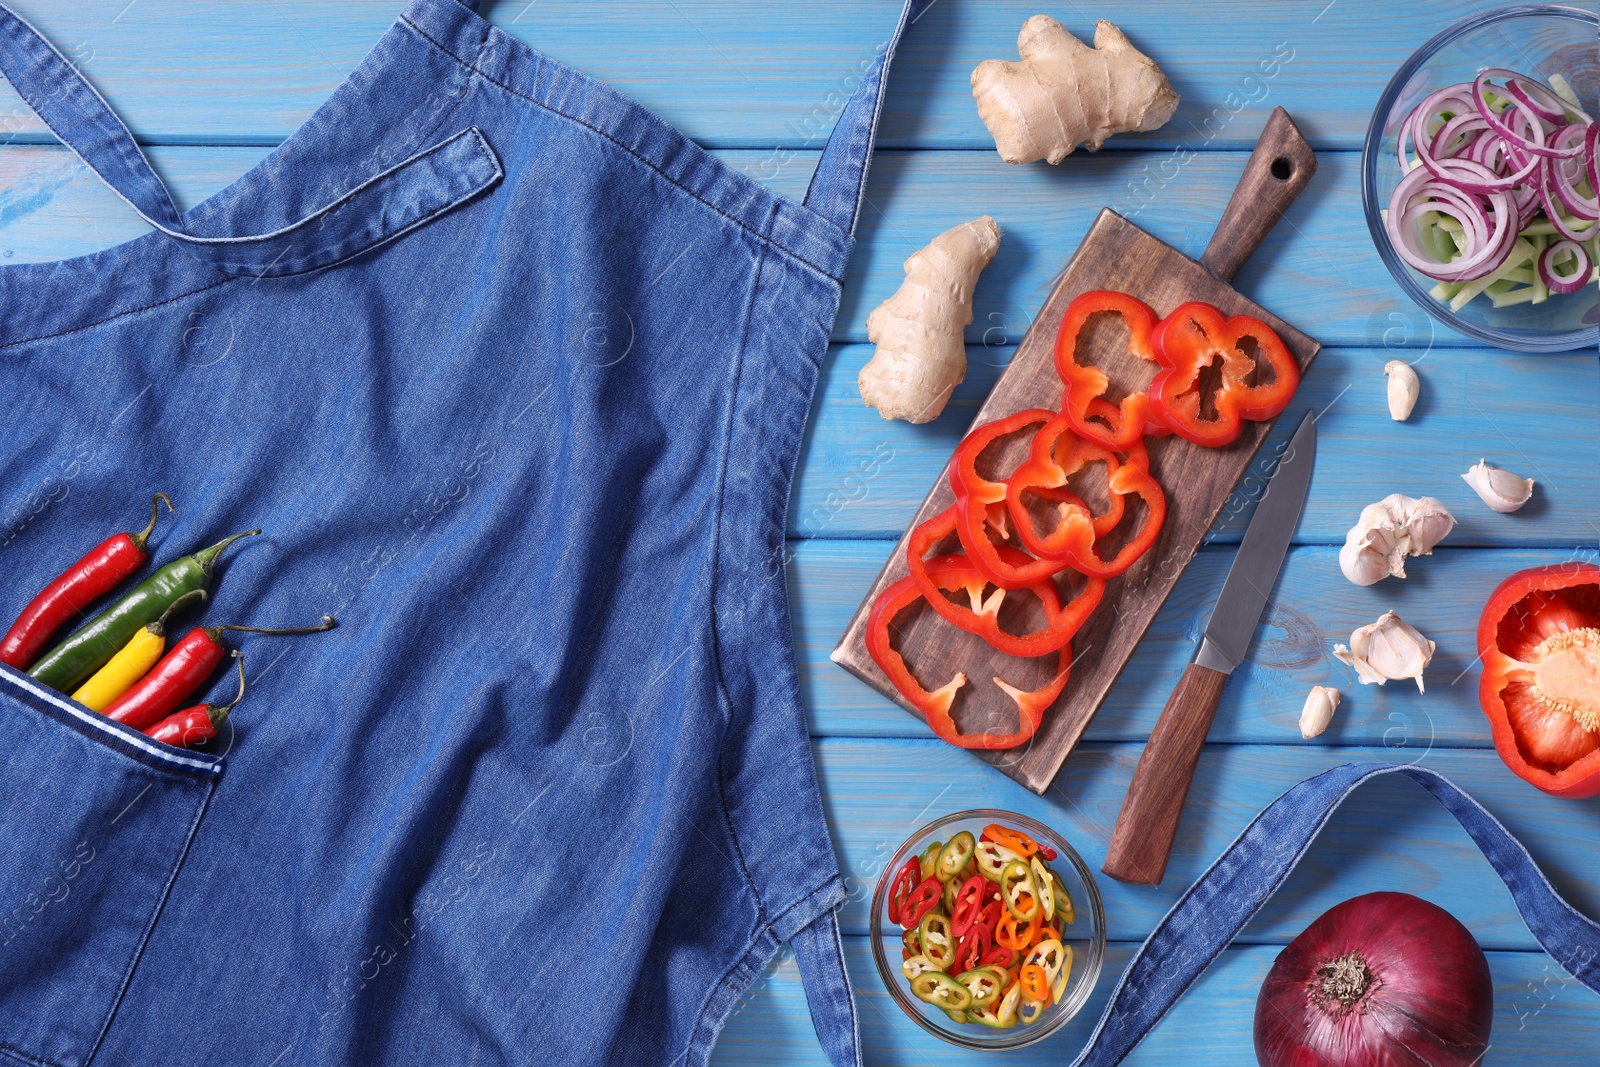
2;2;1596;1062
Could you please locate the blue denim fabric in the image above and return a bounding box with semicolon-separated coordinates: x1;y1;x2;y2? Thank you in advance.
1067;762;1600;1064
0;0;930;1063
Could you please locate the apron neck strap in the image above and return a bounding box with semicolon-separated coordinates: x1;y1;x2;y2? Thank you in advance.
801;0;933;237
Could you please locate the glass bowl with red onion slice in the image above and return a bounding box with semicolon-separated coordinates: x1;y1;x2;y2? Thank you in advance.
1362;5;1598;352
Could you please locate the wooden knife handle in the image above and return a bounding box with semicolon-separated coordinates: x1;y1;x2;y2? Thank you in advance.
1102;663;1229;885
1200;106;1318;282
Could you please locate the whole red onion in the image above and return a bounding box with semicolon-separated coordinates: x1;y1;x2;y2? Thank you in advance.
1254;892;1493;1067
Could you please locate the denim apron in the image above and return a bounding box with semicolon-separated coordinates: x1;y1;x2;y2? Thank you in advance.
0;0;931;1063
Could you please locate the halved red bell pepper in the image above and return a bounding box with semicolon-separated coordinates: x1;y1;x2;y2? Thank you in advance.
1477;564;1600;797
907;508;1102;657
1147;301;1300;447
1053;290;1165;452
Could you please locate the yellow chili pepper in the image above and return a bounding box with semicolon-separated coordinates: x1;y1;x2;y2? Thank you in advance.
71;589;206;711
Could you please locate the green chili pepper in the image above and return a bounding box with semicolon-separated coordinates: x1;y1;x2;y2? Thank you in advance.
918;841;943;881
909;971;972;1011
954;968;1002;1009
900;954;938;981
28;529;259;693
1045;866;1075;924
917;911;955;971
975;838;1022;882
998;860;1041;922
1030;856;1056;921
936;831;976;882
943;1008;968;1025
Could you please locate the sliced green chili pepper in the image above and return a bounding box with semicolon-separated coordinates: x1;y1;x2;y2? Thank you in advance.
918;911;956;972
900;954;938;981
975;838;1022;882
918;841;943;881
1045;866;1075;924
943;1008;968;1024
998;860;1041;923
954;968;1002;1009
1018;995;1046;1025
936;831;976;882
969;982;1021;1029
1030;856;1056;922
28;529;259;693
909;971;972;1011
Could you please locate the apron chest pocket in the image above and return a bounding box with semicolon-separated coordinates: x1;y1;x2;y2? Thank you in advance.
0;665;219;1067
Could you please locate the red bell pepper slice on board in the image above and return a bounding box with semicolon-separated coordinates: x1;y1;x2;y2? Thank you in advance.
1477;563;1600;798
1147;301;1300;447
947;408;1065;590
1053;290;1165;452
866;566;1074;751
1005;413;1127;561
906;508;1102;658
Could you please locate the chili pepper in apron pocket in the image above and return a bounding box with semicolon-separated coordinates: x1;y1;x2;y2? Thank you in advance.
71;588;206;711
0;494;172;670
106;616;335;731
144;652;246;749
28;528;259;692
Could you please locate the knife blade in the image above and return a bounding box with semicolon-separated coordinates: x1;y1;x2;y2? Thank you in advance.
1102;410;1317;885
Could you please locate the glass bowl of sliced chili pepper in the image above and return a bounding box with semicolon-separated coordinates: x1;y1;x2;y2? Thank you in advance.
869;809;1105;1050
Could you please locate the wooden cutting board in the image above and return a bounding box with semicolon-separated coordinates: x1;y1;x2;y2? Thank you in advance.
831;108;1321;796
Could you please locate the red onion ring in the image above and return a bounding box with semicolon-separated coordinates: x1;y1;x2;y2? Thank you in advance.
1473;68;1584;159
1539;239;1592;295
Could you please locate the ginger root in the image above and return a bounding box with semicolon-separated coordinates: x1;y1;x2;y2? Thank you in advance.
859;216;1001;424
971;16;1179;165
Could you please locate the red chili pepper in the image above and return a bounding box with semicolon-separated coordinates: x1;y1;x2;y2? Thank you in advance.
1035;844;1057;861
955;921;992;974
906;508;1103;658
887;856;922;926
105;615;335;731
1147;301;1300;447
981;943;1017;970
866;568;1074;751
899;876;943;930
144;653;247;749
1053;290;1165;452
0;495;171;670
950;875;987;937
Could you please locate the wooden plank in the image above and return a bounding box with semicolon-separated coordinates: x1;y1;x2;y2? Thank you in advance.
831;119;1329;796
4;144;1581;350
0;1;1495;152
814;739;1600;950
792;543;1581;746
793;345;1600;543
714;939;1600;1066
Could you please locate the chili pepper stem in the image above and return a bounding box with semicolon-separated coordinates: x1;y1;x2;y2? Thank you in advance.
151;588;206;637
130;493;174;553
210;654;247;729
193;528;262;576
204;615;337;642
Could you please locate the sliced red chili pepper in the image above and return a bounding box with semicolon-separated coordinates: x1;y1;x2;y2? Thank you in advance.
0;494;171;671
900;876;943;930
1035;844;1057;861
1147;301;1300;447
907;508;1103;657
981;943;1017;970
955;921;992;974
1053;290;1165;452
950;875;987;937
1009;437;1167;579
887;855;922;926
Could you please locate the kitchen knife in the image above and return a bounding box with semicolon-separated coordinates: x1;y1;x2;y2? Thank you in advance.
1102;409;1318;886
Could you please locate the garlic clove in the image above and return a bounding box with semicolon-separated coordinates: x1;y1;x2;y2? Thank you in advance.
1337;495;1452;585
1462;459;1534;513
1299;686;1341;739
1339;527;1400;586
1333;611;1436;692
1400;496;1455;555
1384;360;1420;421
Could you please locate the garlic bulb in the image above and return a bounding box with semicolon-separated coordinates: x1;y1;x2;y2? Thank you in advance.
1384;360;1419;421
1333;611;1435;692
1299;686;1341;739
1338;494;1455;586
1462;459;1534;513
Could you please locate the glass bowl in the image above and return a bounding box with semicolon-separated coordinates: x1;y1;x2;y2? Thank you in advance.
1360;4;1599;353
868;809;1106;1050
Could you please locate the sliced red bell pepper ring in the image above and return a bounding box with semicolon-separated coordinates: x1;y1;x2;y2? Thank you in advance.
865;570;1074;750
1053;290;1166;452
907;508;1103;658
946;408;1065;590
1009;438;1166;579
1005;414;1127;561
1147;301;1301;447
